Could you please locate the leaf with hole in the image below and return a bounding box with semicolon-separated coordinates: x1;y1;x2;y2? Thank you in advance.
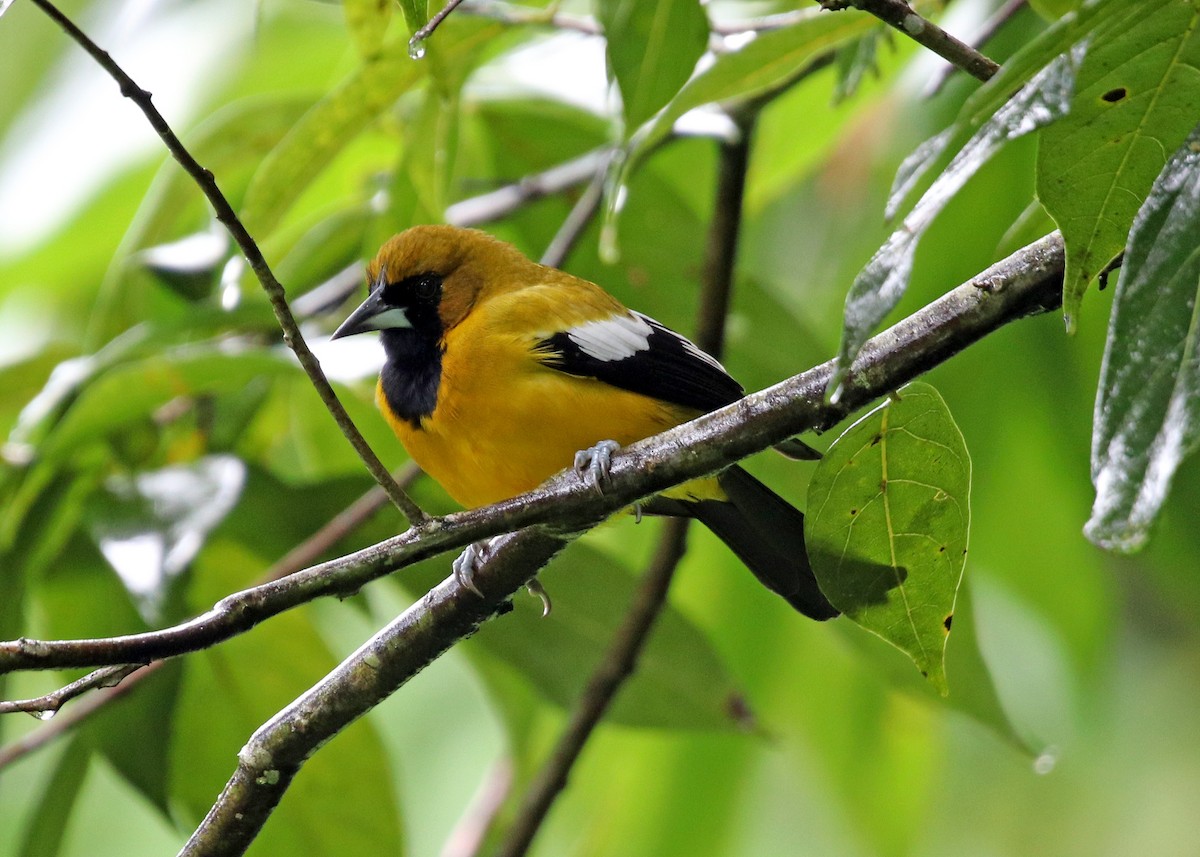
1037;0;1200;330
807;383;971;693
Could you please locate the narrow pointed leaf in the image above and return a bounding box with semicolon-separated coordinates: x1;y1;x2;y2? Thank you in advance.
1087;124;1200;551
807;383;972;693
1037;0;1200;330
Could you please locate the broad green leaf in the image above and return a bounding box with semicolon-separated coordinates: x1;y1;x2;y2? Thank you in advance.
830;49;1080;397
596;0;710;132
1087;124;1200;552
1038;0;1200;330
467;540;751;730
807;383;971;693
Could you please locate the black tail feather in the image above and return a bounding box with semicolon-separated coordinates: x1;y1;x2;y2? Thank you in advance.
651;466;838;620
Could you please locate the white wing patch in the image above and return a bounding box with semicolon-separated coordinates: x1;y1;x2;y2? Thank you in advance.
566;313;654;362
633;311;728;373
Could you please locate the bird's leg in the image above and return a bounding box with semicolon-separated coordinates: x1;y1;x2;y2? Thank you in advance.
452;539;495;596
573;439;621;494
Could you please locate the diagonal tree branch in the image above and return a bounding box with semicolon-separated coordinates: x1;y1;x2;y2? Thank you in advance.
27;0;425;525
171;231;1065;857
0;232;1066;680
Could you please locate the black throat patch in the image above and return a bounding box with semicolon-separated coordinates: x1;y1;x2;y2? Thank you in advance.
379;327;443;427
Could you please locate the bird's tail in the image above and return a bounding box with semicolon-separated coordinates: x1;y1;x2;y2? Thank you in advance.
654;466;838;620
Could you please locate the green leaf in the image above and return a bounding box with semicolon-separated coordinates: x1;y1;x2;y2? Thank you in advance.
1037;0;1200;330
807;383;972;693
1087;124;1200;552
831;49;1080;395
596;0;710;132
395;0;426;35
630;9;876;167
468;540;751;730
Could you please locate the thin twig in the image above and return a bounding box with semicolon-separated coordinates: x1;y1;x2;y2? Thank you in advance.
174;232;1067;857
926;0;1027;97
29;0;425;526
410;0;467;50
456;0;602;36
0;662;163;770
539;164;609;268
0;664;143;716
494;519;691;857
446;149;613;228
819;0;1000;82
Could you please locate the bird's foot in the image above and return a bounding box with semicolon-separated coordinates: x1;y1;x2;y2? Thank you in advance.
525;578;552;617
573;439;621;494
452;539;494;596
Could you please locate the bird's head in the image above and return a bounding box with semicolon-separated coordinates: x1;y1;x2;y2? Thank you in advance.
332;225;534;342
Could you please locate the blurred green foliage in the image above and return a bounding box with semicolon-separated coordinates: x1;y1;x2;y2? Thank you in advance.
2;1;1200;856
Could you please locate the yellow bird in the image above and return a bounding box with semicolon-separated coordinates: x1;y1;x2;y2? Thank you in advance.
333;225;836;619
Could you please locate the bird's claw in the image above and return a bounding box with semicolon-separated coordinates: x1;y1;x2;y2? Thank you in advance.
525;579;552;617
573;439;621;494
452;540;492;597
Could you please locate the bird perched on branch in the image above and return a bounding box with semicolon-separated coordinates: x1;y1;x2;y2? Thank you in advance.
333;225;837;620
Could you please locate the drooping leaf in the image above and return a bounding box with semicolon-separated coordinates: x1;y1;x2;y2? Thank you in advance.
1037;0;1200;330
807;383;972;693
596;0;710;132
830;48;1081;397
1087;124;1200;552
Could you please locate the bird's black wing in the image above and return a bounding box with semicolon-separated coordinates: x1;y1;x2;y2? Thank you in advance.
533;311;744;413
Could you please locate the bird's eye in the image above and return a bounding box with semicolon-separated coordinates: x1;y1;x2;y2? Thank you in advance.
412;275;441;301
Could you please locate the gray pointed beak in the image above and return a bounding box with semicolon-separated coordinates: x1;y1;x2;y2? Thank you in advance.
331;289;411;339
